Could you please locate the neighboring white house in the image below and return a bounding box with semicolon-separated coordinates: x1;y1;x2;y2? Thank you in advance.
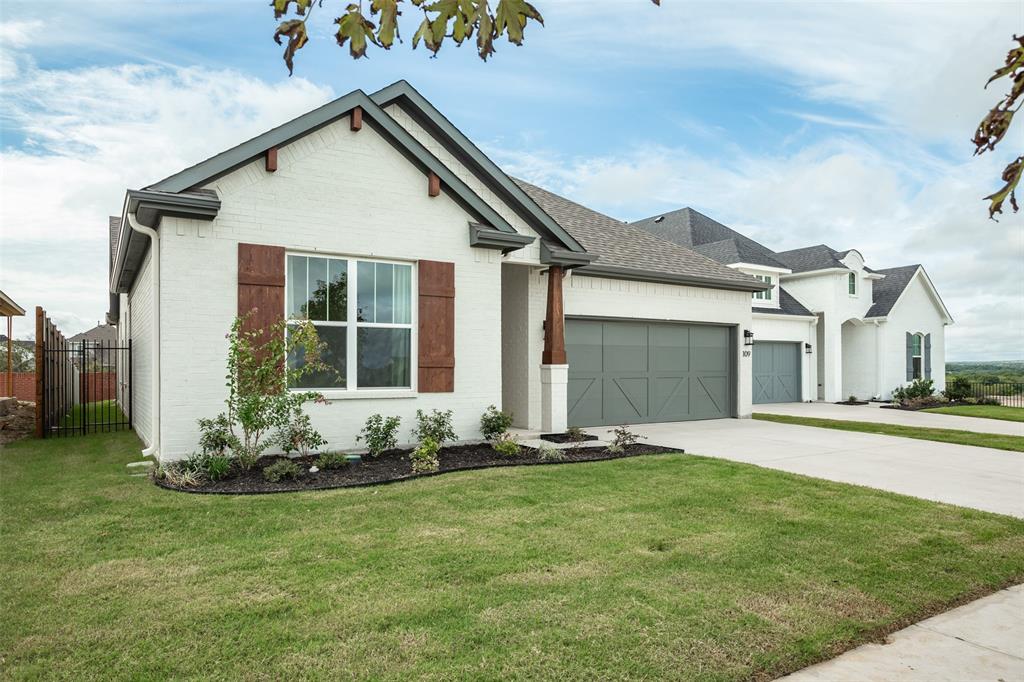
632;210;953;403
105;81;949;461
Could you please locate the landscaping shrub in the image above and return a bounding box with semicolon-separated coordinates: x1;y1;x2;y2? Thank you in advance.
606;425;644;453
479;405;514;441
204;455;234;481
276;412;326;458
410;437;440;474
315;451;349;470
943;376;972;402
977;396;1002;406
263;458;302;483
196;314;329;470
197;414;239;455
357;414;401;457
905;395;948;410
537;443;567;462
412;409;458;446
492;432;521;457
904;378;935;399
154;462;202;488
566;426;588;449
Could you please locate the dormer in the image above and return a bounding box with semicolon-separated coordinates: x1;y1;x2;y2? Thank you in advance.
728;262;792;310
838;250;884;306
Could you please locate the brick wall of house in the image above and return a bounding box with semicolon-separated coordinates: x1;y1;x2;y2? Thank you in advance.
152;115;503;460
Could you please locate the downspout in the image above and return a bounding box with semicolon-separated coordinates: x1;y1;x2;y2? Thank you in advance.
127;212;160;459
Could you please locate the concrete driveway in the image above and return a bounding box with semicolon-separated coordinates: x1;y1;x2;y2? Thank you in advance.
605;417;1024;518
756;401;1023;436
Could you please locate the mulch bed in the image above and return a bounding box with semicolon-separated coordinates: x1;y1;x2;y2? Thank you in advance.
154;441;685;495
880;400;975;412
833;400;870;406
539;432;599;444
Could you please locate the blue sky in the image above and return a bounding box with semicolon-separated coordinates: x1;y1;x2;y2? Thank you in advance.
0;1;1021;360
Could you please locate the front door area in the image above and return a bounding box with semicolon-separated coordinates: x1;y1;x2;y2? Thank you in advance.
565;319;733;427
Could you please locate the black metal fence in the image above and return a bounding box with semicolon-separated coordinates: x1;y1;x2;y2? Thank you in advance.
967;382;1024;408
40;335;131;438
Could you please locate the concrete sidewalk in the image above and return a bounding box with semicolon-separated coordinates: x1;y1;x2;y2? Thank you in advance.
755;401;1023;437
780;584;1024;681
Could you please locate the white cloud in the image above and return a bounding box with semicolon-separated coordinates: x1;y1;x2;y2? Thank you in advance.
0;55;334;338
545;1;1018;146
0;20;43;48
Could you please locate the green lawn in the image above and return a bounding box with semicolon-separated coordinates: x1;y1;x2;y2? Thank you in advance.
3;432;1023;680
753;413;1024;452
923;404;1024;423
58;400;128;430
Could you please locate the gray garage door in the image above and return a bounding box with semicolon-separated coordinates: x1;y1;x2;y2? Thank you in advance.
566;319;733;427
752;342;801;404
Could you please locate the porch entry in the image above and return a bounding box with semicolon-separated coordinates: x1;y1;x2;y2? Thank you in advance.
752;341;801;404
565;318;733;427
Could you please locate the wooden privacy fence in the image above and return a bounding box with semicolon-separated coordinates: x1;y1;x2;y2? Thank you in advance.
34;307;131;438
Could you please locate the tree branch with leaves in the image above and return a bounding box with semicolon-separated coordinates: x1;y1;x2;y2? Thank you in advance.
974;34;1024;220
272;0;660;74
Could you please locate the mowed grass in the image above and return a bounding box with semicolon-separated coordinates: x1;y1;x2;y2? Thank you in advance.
2;432;1024;680
58;400;128;430
753;413;1024;452
923;404;1024;423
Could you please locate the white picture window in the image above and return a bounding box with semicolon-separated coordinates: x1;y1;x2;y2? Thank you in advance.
286;254;413;391
753;274;773;301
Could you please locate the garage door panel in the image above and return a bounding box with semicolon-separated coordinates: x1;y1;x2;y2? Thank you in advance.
605;377;648;422
568;376;602;425
603;323;649;372
652;375;689;420
566;320;603;373
651;325;690;372
690;326;730;372
566;319;733;426
693;375;729;418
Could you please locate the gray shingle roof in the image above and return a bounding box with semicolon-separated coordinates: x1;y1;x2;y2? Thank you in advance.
866;264;920;317
631;207;789;269
753;287;814;317
772;244;852;273
512;180;764;290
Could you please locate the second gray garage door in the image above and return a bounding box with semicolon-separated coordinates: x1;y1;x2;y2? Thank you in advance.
566;319;733;427
752;342;801;403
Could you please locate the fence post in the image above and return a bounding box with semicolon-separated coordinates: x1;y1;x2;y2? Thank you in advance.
127;339;133;430
34;307;43;438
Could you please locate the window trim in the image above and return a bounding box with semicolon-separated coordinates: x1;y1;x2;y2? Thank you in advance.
285;250;418;396
911;332;923;380
848;272;858;296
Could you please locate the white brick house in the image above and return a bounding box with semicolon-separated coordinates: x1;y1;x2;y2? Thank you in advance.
106;81;945;461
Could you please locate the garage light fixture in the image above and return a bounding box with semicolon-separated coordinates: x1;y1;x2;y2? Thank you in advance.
805;342;812;354
743;330;754;346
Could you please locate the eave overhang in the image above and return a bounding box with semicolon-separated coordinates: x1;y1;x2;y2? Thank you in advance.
110;189;222;294
468;222;535;253
576;263;770;293
540;241;598;269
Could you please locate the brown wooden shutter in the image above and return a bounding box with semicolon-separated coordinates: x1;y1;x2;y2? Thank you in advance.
238;243;285;351
418;260;455;392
